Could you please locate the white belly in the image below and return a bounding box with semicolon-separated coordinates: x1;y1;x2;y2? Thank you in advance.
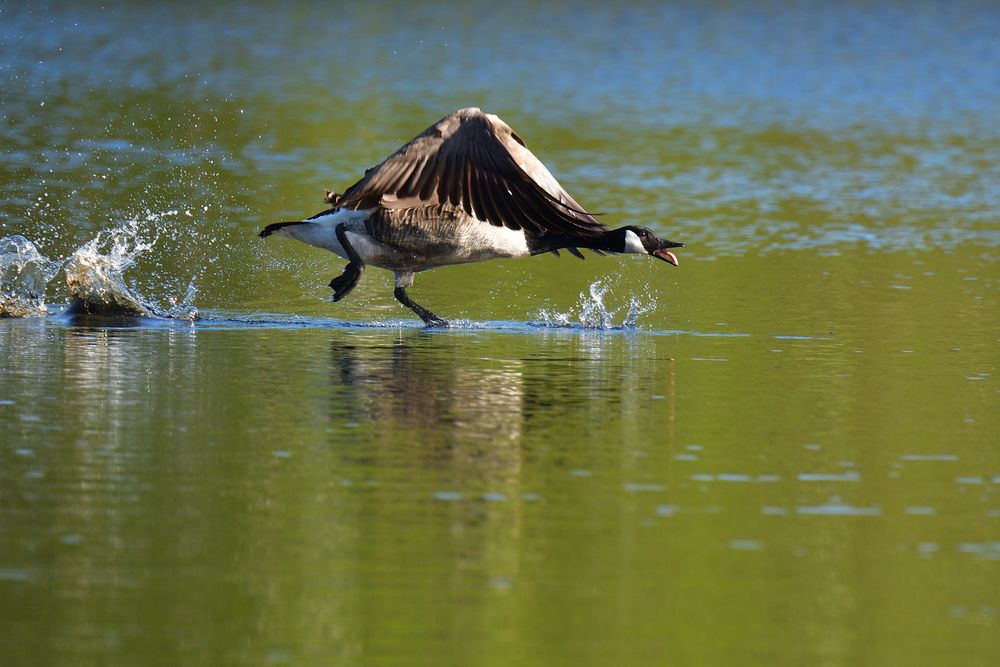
454;223;531;260
277;207;530;270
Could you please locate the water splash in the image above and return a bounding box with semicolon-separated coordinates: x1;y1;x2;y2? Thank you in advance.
63;217;198;319
0;236;63;317
533;278;656;330
1;214;197;320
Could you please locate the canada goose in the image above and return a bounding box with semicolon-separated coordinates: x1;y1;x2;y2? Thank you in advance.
261;107;683;326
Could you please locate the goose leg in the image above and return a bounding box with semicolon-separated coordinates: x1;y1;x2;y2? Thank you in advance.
393;287;448;327
329;223;365;302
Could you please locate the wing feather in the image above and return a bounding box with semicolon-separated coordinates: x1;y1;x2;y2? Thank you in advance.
337;108;607;238
461;158;475;218
438;148;459;206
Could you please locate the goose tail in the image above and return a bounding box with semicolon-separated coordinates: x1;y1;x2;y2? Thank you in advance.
259;221;308;238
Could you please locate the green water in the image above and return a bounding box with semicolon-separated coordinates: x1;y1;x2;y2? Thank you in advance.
2;2;999;665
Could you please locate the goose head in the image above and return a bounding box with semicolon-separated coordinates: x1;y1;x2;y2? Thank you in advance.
620;226;684;266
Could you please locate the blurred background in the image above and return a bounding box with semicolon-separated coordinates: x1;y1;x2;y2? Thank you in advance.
1;2;998;666
2;0;997;320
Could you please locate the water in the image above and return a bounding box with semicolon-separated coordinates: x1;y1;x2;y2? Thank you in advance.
2;1;999;665
0;236;61;317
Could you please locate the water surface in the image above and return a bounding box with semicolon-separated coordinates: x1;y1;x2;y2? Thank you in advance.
2;2;998;666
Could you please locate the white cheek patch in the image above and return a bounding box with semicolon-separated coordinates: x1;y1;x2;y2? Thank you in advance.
623;229;646;254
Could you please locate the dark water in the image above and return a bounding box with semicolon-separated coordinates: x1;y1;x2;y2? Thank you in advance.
2;2;999;665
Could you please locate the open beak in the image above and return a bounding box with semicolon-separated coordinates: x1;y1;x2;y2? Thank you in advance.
653;249;679;266
652;241;683;266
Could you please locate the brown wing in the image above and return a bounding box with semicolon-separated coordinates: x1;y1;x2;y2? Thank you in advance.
337;108;607;238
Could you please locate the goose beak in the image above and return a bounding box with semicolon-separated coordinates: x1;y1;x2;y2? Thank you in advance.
653;249;679;266
652;240;683;266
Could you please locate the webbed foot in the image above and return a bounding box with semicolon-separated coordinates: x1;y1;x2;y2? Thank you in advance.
329;262;364;301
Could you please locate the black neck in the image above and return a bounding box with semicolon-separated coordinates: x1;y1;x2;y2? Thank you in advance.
529;228;627;255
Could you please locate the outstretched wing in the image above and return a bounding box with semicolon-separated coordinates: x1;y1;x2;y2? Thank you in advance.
337;108;607;238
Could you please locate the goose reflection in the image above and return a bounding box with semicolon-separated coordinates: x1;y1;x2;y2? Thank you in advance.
325;330;677;470
328;333;526;473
